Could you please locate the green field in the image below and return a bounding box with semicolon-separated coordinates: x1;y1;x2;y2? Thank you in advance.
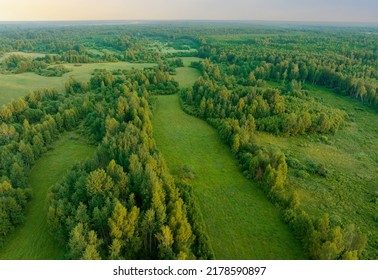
0;73;66;105
254;84;378;258
0;61;155;106
173;67;201;88
179;57;203;67
0;132;95;260
170;57;201;88
152;94;305;259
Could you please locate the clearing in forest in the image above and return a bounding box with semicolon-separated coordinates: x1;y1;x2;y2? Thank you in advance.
152;94;305;259
0;132;95;260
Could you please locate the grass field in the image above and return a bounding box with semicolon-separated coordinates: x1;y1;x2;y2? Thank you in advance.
173;67;201;88
0;132;95;260
179;57;203;67
152;94;305;259
170;57;201;88
254;84;378;259
0;61;155;106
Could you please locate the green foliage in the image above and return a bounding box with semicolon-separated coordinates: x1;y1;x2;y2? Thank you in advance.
47;70;209;260
1;22;376;260
0;132;94;259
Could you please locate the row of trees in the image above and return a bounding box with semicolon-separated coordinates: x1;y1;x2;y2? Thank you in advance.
48;70;213;259
2;54;71;77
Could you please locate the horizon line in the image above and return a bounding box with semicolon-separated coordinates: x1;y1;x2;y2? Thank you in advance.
0;19;377;25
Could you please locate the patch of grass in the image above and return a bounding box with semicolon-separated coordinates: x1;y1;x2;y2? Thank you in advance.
152;94;305;259
0;73;65;105
256;84;378;259
0;132;95;260
179;57;203;67
173;67;201;89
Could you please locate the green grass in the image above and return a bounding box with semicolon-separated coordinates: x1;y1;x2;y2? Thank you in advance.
0;73;66;105
254;84;378;259
0;61;155;106
0;132;95;260
170;57;201;89
179;57;202;67
173;67;201;88
152;94;305;259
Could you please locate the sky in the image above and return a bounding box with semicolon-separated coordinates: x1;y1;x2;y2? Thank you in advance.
0;0;377;23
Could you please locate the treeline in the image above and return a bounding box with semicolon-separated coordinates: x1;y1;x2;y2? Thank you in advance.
181;58;367;259
0;26;163;66
92;64;180;96
2;54;71;76
197;33;378;109
48;70;213;259
0;87;89;245
183;60;346;137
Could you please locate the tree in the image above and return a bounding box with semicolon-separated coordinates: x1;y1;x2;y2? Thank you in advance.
156;225;174;259
68;223;87;259
86;169;114;195
141;209;156;255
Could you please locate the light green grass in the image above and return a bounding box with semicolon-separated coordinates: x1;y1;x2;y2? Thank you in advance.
174;67;201;88
0;73;66;105
152;94;305;259
255;84;378;259
179;57;202;67
0;61;156;106
0;132;95;260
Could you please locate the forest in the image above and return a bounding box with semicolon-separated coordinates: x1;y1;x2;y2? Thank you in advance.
0;21;377;260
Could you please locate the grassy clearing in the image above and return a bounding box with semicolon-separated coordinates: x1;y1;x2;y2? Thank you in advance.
0;61;155;106
169;57;201;88
0;132;95;260
179;57;202;67
152;94;305;259
0;73;65;105
255;84;378;259
173;67;201;88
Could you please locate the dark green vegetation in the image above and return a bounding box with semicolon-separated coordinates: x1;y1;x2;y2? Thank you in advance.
0;22;377;259
153;94;304;259
0;132;94;259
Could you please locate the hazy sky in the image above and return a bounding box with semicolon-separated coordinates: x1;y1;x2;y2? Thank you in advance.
0;0;377;22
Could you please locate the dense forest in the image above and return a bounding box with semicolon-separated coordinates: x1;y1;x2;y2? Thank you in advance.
0;22;377;260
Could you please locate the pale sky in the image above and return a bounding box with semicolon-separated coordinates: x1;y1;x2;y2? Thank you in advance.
0;0;377;22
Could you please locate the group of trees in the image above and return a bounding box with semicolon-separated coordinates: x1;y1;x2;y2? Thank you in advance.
182;59;346;138
48;70;213;259
197;30;377;109
0;87;89;245
181;46;368;259
2;54;71;77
